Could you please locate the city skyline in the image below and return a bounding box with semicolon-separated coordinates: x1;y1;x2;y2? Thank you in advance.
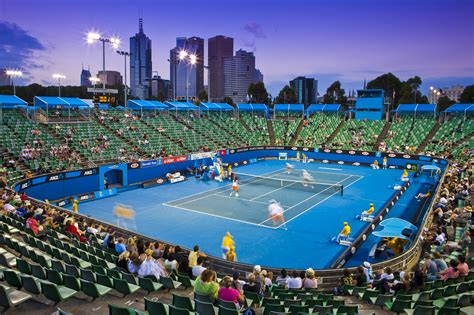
1;0;473;97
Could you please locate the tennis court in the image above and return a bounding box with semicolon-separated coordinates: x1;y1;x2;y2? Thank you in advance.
164;169;362;228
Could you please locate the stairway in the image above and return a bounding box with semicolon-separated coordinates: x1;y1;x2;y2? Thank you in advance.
417;122;441;154
324;119;345;146
372;121;392;151
1;148;28;172
289;119;305;146
238;116;252;133
267;119;275;145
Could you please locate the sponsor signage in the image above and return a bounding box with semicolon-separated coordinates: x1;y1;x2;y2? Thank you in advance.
140;160;158;168
78;192;95;202
81;168;98;176
87;87;119;94
162;155;188;165
128;162;140;169
47;173;65;182
190;152;215;160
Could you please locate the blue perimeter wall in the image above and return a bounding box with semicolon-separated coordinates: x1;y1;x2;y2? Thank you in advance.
14;148;447;203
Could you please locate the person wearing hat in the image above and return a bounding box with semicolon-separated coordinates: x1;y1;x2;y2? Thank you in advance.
360;203;375;220
226;245;237;262
336;222;351;243
221;232;234;259
72;199;78;213
401;169;409;181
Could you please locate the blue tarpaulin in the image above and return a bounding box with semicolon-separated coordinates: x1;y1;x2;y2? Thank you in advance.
236;103;267;112
443;104;474;113
199;102;234;111
274;104;304;112
34;96;89;109
0;95;27;106
306;104;341;114
395;104;437;113
166;102;199;111
128;100;168;110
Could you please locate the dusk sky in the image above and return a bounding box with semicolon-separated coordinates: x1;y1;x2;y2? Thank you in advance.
1;0;473;96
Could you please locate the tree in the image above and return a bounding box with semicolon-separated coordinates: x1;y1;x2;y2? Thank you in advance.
156;92;166;102
397;76;429;104
322;81;347;108
274;85;297;104
366;72;402;104
247;82;269;104
222;96;235;107
459;85;474;103
437;96;455;112
197;89;208;102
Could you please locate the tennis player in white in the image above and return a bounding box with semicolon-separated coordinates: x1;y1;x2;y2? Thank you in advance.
268;199;287;230
285;163;294;174
301;170;314;188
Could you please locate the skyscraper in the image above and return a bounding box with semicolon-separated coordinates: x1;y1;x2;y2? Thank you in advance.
170;36;204;101
254;69;264;84
0;69;9;86
80;66;92;87
208;35;233;101
97;71;123;86
289;76;318;105
223;49;256;103
130;17;152;99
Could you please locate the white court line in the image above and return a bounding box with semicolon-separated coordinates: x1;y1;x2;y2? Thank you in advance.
272;175;365;229
290;168;362;178
163;168;284;205
318;167;342;171
164;200;277;230
257;175;351;226
213;193;291;208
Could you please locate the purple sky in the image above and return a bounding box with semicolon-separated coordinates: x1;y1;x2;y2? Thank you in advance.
1;0;473;96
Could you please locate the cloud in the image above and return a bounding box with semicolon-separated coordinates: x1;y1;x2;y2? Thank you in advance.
244;22;266;39
0;21;45;72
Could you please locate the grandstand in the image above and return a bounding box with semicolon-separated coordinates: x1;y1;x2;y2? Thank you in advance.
0;95;472;315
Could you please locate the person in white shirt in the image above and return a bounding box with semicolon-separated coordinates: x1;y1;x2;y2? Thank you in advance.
192;256;207;279
287;270;303;289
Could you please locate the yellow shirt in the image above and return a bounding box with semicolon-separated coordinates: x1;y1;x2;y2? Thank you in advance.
366;206;374;215
228;165;232;173
402;170;408;177
374;160;379;165
226;250;236;262
222;235;233;247
188;251;198;267
72;203;78;213
340;225;351;236
383;157;387;163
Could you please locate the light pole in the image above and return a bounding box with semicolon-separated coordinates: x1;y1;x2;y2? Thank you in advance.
87;32;120;89
204;65;210;102
6;70;22;95
52;73;66;97
117;51;131;107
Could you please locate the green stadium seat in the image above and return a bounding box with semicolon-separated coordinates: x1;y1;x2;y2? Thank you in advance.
144;297;169;315
81;279;112;301
0;285;32;312
263;303;285;315
172;293;194;311
113;277;140;297
159;276;181;291
3;270;22;289
139;277;163;294
168;304;191;315
63;273;81;291
41;281;78;305
108;303;143;315
20;274;42;294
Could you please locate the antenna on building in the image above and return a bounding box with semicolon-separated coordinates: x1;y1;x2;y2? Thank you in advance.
139;11;143;33
363;78;366;89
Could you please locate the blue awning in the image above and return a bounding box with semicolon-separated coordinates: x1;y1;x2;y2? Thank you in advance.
34;96;89;109
306;104;341;114
128;100;168;110
274;104;304;112
200;103;234;111
237;103;268;112
165;101;199;111
443;104;474;113
395;104;437;113
0;95;27;106
372;218;418;240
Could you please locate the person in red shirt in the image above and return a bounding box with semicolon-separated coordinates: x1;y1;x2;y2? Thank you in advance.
218;276;244;307
65;219;87;243
457;255;469;277
20;192;28;202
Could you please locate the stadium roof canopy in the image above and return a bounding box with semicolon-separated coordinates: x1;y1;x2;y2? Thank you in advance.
166;101;199;111
200;102;234;111
127;100;168;110
236;103;267;112
34;96;89;109
0;95;27;107
306;104;341;114
394;104;437;113
273;104;304;112
443;104;474;113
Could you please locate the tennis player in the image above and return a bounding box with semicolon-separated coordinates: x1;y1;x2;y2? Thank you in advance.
286;163;295;174
230;178;239;197
301;170;314;188
268;199;287;230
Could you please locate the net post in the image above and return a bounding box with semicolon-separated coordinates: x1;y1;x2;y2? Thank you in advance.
340;185;344;196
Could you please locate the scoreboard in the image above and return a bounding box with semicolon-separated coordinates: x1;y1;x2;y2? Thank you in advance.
92;95;117;105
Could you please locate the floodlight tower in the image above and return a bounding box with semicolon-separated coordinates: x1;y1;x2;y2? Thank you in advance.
52;73;66;97
86;32;120;89
6;70;23;95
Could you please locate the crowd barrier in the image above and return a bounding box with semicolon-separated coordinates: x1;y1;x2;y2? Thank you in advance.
11;146;448;288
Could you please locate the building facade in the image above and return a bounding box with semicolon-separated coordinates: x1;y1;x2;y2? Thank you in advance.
0;69;9;86
223;49;256;103
80;67;92;87
147;74;171;100
208;35;233;101
289;76;318;105
130;18;152;99
170;37;204;101
97;70;123;87
428;85;464;104
254;69;264;84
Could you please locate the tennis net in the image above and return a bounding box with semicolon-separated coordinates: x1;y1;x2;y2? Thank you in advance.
234;172;343;196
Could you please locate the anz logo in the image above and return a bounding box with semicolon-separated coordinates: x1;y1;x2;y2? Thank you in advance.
21;182;29;189
83;170;94;176
49;175;60;181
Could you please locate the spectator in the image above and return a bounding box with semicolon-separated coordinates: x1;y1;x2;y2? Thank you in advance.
138;249;167;280
126;237;138;253
127;252;144;274
390;272;411;294
354;266;367;286
232;271;243;292
411;267;425;290
287;270;303;289
422;253;438;281
152;242;164;259
243;273;261;294
192;256;206;279
218;276;244;307
275;268;289;287
457;255;469;277
262;270;273;289
302;268;318;289
194;270;219;301
115;237;127;254
440;259;460;280
164;252;179;273
116;251;130;270
433;252;448;272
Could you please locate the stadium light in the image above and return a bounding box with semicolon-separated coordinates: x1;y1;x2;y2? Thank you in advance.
89;77;100;84
6;70;23;95
176;51;198;102
86;30;121;89
430;86;434;90
117;50;131;107
52;73;66;97
189;54;197;65
178;50;188;60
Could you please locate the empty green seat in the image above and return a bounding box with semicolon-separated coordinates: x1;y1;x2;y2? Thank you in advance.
81;279;112;301
41;281;77;305
113;278;140;297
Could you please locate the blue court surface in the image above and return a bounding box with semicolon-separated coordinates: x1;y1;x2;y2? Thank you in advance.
72;160;412;269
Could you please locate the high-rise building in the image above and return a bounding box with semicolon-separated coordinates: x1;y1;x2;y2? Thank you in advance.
0;69;9;86
170;37;204;101
254;69;264;84
80;66;92;87
97;70;123;86
130;17;152;99
208;35;233;101
223;49;256;103
428;85;464;104
289;76;318;105
147;73;171;100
